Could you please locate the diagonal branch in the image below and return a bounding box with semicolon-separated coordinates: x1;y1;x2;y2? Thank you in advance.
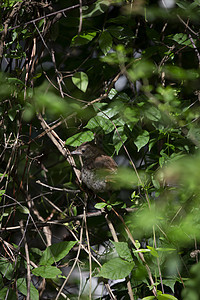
37;113;81;183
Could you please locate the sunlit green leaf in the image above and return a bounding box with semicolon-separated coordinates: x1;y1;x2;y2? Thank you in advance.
112;241;133;262
97;257;135;279
40;241;77;266
134;130;150;152
172;33;194;48
145;106;161;121
85;115;114;134
157;294;178;300
147;246;158;257
32;266;62;278
66;131;94;146
71;32;97;46
72;72;88;92
83;0;110;17
94;202;107;209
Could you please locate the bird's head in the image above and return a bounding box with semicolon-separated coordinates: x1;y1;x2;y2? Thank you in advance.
71;143;97;159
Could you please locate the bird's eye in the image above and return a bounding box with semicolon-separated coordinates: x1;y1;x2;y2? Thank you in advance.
82;149;85;153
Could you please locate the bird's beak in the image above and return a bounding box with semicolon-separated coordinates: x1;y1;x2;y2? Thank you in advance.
71;149;82;155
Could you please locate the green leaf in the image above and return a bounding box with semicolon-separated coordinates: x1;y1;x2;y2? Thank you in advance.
0;258;14;280
152;176;160;189
156;248;176;252
133;249;151;254
18;206;30;214
31;248;43;257
85;116;114;134
17;278;39;300
161;279;177;293
0;287;16;300
112;241;133;262
108;88;118;100
145;106;161;121
147;246;158;257
0;173;8;177
40;241;77;266
113;126;127;154
8;77;25;86
8;107;17;121
94;202;107;209
32;266;62;278
134;130;150;152
0;189;5;196
82;0;110;18
172;33;194;48
0;288;8;300
99;31;112;55
157;294;178;300
108;25;133;40
72;72;88;92
97;257;134;280
142;296;155;300
71;32;97;46
65;131;94;146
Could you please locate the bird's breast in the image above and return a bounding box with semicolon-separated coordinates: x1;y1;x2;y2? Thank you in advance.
81;168;107;192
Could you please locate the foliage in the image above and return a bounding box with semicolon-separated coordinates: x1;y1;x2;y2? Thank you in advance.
0;0;200;299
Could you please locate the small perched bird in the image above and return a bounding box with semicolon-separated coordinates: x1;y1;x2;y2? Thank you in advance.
71;143;117;192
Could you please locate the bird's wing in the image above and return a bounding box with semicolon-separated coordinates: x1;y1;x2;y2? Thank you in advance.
94;155;117;171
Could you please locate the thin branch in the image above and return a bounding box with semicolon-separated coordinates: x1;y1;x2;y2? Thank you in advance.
83;199;92;300
37;113;81;183
1;4;81;33
36;180;80;193
78;0;83;35
188;34;200;67
177;14;199;36
0;211;104;232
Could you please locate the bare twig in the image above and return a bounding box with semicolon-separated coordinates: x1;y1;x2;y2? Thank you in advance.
37;113;81;182
78;0;83;35
1;4;80;33
188;34;200;67
36;180;80;193
177;14;199;36
83;199;92;299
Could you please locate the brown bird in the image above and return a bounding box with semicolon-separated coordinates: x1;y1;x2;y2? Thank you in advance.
71;143;117;192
